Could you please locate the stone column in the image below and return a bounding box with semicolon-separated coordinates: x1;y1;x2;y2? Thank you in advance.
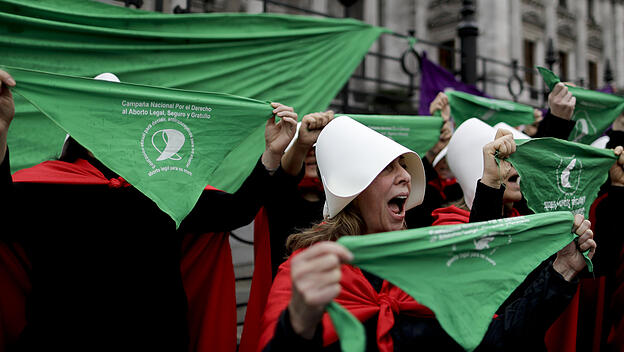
363;0;380;94
310;0;328;14
378;0;415;88
477;0;511;97
545;0;557;50
245;0;264;13
615;1;624;87
509;0;522;62
575;0;588;85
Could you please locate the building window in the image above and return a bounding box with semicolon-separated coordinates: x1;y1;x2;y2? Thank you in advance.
524;40;535;86
439;40;455;73
588;60;598;89
558;51;568;82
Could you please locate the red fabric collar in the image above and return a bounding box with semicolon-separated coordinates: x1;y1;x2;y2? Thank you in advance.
505;207;521;218
12;159;220;191
298;176;324;192
432;204;522;226
431;205;470;226
259;251;435;352
427;177;457;201
12;159;130;188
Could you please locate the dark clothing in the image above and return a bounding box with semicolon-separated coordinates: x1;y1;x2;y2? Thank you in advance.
405;157;447;229
592;185;624;277
606;129;624;149
1;149;274;351
263;264;577;352
469;180;507;223
534;109;576;140
264;167;324;278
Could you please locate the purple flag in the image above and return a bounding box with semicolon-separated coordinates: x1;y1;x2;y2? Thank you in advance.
418;51;487;115
598;84;614;94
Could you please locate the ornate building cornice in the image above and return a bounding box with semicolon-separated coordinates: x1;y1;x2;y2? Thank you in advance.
521;0;545;10
556;5;576;21
428;0;462;10
522;10;545;28
557;23;576;40
428;10;461;29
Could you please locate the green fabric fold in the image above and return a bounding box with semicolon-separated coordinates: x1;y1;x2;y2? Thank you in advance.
5;66;275;228
537;67;624;145
330;212;577;352
346;114;443;156
0;0;386;177
326;301;366;352
507;137;616;218
446;90;535;128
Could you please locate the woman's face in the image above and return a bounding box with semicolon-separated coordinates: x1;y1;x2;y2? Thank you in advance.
354;156;411;234
503;165;522;203
434;157;454;180
304;148;318;179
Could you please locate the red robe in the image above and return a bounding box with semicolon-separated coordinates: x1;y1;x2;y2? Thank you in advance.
258;250;435;352
2;159;236;352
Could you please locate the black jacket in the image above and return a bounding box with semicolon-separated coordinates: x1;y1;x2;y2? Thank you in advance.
1;149;277;351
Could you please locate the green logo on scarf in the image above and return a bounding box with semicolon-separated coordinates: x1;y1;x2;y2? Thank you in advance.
537;67;624;145
329;212;579;352
5;66;275;228
508;138;616;217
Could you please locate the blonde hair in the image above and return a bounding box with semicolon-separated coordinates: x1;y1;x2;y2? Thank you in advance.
286;203;366;253
449;197;470;211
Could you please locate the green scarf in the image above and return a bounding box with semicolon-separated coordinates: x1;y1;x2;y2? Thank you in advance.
329;211;578;352
508;137;617;218
0;0;386;176
346;114;443;156
446;90;535;127
537;67;624;145
5;66;275;228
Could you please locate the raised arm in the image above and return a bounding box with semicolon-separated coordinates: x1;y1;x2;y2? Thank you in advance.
179;103;298;232
535;82;577;139
469;129;516;222
281;110;333;176
0;69;16;165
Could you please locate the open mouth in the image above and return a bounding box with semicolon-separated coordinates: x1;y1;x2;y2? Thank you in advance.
508;174;519;183
388;195;407;215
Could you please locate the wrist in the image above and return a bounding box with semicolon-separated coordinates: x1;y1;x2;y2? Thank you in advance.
553;258;578;282
480;174;501;189
293;139;313;154
261;148;281;172
425;150;436;164
287;301;320;340
551;109;572;121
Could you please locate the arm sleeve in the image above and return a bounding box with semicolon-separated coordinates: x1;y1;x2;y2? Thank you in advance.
606;130;624;149
0;149;12;194
263;165;307;277
0;149;19;240
406;158;444;228
591;185;624;277
534;110;576;139
179;158;273;233
469;180;505;223
261;308;325;352
479;262;579;350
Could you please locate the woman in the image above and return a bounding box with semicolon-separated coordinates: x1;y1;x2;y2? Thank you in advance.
0;69;300;351
265;110;334;278
258;116;596;351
